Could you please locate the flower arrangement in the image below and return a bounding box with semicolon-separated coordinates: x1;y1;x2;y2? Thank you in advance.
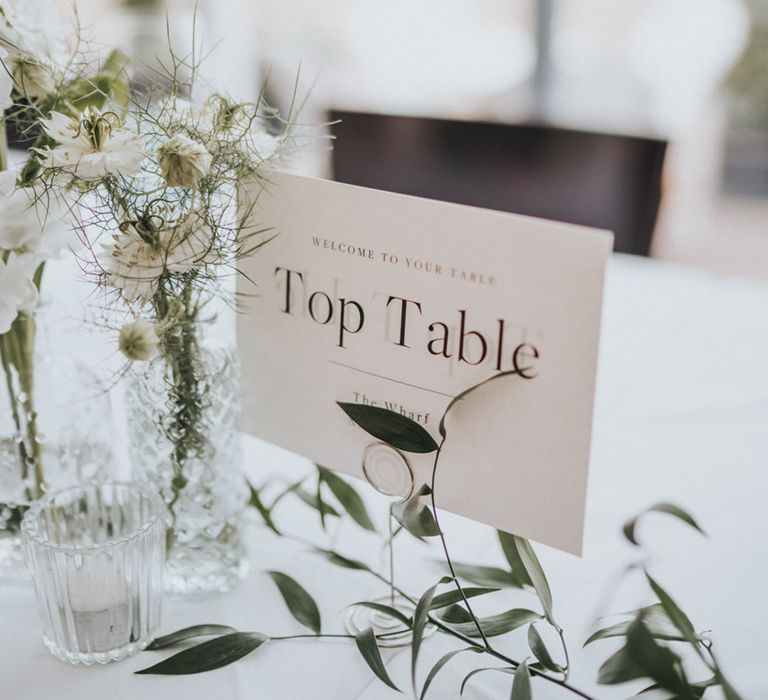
1;1;301;589
21;24;300;588
0;0;128;503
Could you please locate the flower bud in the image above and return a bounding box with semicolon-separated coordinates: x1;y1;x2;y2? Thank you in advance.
157;133;212;188
119;319;160;362
12;58;55;101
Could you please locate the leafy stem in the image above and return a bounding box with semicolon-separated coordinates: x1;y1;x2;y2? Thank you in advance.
428;439;490;648
256;517;596;699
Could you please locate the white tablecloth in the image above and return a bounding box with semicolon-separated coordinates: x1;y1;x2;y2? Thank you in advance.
2;254;767;699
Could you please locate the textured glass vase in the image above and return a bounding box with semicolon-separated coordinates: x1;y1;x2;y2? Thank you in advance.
22;481;165;665
125;339;248;595
0;344;114;579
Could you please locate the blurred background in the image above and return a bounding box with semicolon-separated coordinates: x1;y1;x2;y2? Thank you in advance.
67;0;767;276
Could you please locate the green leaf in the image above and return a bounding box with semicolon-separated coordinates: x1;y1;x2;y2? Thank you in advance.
146;624;238;650
510;660;531;700
392;487;440;538
349;601;411;627
446;609;543;638
625;616;691;696
507;536;558;629
584;604;691;646
317;477;330;530
267;571;321;634
597;646;646;685
623;503;705;546
450;562;521;588
99;48;130;108
717;673;746;700
135;632;268;675
338;402;439;453
412;578;451;692
420;648;480;700
248;483;281;535
269;478;306;510
430;587;500;610
527;624;563;673
645;574;699;647
312;548;372;572
317;466;376;531
354;627;401;692
294;487;341;520
461;667;515;695
497;530;533;587
584;619;687;646
439;604;474;623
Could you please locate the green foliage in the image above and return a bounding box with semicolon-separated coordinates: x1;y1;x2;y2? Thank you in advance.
146;624;237;650
233;390;742;700
420;648;481;700
511;660;532;700
392;484;440;537
267;571;322;635
430;587;500;611
623;503;705;546
317;465;376;531
136;632;268;675
589;504;743;700
527;625;564;674
354;627;401;692
449;562;522;588
349;601;412;627
444;609;543;638
412;578;452;693
337;402;439;453
248;482;282;535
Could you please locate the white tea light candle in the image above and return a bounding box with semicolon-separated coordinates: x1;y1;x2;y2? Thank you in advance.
21;482;165;664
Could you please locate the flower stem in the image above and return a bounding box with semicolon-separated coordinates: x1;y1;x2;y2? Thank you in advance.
0;314;43;501
0;116;7;172
154;275;205;549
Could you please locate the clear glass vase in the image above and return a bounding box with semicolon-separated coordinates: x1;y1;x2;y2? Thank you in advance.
0;325;114;579
125;338;248;595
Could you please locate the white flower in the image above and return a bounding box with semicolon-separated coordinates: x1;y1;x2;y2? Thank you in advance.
0;46;12;111
36;108;147;180
11;56;55;100
103;214;219;302
118;319;159;361
0;252;39;333
0;170;70;257
157;134;212;188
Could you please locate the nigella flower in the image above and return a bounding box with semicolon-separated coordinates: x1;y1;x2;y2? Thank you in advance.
157;133;212;188
102;213;220;302
118;319;160;362
11;56;56;100
0;170;69;257
36;107;147;180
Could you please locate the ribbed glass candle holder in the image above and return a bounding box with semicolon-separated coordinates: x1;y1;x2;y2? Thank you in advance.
21;482;166;665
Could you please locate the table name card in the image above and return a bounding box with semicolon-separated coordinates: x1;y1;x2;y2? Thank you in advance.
238;173;612;554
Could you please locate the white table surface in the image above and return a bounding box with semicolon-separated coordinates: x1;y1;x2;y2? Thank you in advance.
1;254;767;699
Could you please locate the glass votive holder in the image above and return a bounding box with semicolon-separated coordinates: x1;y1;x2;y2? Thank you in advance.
21;481;166;665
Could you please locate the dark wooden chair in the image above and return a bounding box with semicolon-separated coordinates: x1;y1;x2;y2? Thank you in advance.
330;111;667;256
